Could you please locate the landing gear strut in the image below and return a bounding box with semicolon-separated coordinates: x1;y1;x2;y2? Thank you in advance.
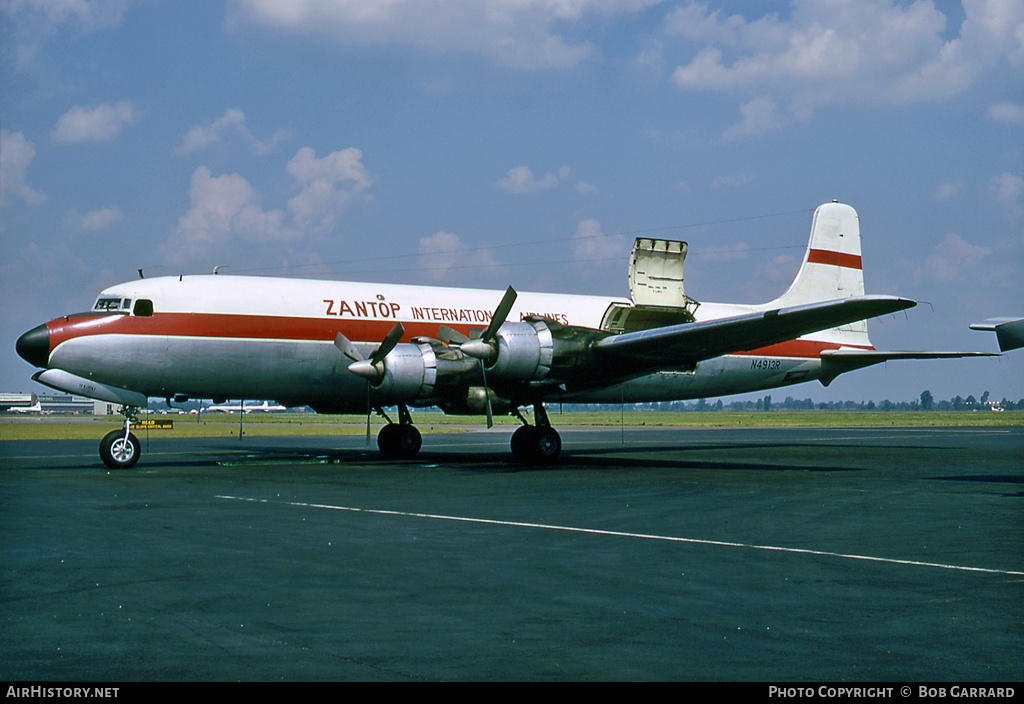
510;402;561;465
376;404;422;460
99;406;141;470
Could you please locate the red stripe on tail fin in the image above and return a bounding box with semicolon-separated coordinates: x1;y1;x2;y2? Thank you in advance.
807;248;862;270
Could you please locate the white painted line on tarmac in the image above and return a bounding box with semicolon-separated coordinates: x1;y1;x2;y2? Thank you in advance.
217;495;1024;577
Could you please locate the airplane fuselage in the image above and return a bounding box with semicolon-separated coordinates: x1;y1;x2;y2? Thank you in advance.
23;274;846;412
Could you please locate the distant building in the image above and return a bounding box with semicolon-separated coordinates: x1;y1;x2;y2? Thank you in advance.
0;392;36;411
1;391;107;414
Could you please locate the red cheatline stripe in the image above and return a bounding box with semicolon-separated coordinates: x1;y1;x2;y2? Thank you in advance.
807;248;862;270
48;312;873;361
46;312;473;349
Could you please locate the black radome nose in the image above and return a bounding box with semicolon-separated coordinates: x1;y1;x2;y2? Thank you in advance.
16;324;50;368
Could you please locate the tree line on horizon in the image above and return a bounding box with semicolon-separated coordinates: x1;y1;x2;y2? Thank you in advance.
568;390;1021;413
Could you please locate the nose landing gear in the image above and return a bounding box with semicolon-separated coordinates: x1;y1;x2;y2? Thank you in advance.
99;407;141;470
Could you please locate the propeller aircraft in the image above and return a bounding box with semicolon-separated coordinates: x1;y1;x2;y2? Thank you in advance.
16;202;994;469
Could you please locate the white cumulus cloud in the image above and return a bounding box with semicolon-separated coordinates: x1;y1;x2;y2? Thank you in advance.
496;165;596;195
986;102;1024;126
286;146;375;233
570;218;628;269
416;230;503;282
667;0;1024;138
991;172;1024;217
922;232;993;282
1;0;131;34
162;166;288;265
161;145;375;266
227;0;660;69
52;101;138;143
178;109;287;155
0;129;46;206
78;206;124;232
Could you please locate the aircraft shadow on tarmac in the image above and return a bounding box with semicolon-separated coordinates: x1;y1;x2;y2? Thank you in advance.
95;439;871;475
929;473;1024;498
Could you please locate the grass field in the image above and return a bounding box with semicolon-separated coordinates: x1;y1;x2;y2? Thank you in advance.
1;410;1019;441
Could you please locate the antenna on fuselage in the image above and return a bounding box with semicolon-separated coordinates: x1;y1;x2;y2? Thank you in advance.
137;265;162;280
214;265;229;275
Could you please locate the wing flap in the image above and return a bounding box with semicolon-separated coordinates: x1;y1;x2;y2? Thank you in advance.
592;295;917;371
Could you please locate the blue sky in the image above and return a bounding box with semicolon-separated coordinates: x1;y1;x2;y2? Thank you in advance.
2;0;1022;405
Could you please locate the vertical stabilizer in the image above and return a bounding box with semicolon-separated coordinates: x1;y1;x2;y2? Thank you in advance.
765;202;871;347
771;202;864;306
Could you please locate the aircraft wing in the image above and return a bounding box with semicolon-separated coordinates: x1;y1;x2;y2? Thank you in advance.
591;295;918;372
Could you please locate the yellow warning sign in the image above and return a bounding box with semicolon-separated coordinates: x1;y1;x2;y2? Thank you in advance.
138;419;173;430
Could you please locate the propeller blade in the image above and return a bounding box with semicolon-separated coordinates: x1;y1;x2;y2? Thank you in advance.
370;322;405;365
481;286;517;342
481;365;494;428
437;325;469;345
365;382;372;446
333;333;363;362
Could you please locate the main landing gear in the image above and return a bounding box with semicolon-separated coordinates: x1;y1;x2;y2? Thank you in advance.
372;402;561;465
510;403;561;466
375;404;422;460
99;407;141;470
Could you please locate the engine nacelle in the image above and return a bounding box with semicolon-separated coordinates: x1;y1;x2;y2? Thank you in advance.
486;320;554;381
363;341;437;402
436;386;513;416
351;339;479;404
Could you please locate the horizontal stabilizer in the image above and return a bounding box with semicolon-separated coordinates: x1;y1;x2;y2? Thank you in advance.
593;294;916;371
818;348;999;386
821;349;999;361
970;317;1024;352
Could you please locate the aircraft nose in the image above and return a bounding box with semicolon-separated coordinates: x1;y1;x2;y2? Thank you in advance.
16;324;50;368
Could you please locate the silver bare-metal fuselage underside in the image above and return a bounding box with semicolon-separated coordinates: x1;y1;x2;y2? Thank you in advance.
46;323;823;411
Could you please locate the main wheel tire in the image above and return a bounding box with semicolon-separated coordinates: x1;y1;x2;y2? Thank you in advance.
377;423;422;460
99;430;141;470
510;425;536;463
510;425;561;465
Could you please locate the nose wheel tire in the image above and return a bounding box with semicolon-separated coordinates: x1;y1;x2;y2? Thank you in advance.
100;430;141;470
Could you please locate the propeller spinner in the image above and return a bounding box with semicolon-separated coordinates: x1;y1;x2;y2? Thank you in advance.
336;323;406;384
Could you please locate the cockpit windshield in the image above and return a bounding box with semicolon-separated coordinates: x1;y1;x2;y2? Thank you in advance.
94;297;132;312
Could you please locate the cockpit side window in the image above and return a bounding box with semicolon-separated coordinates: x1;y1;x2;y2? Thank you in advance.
133;299;154;317
94;298;124;312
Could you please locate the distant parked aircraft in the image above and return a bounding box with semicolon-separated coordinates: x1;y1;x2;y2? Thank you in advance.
203;400;287;413
10;400;45;414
